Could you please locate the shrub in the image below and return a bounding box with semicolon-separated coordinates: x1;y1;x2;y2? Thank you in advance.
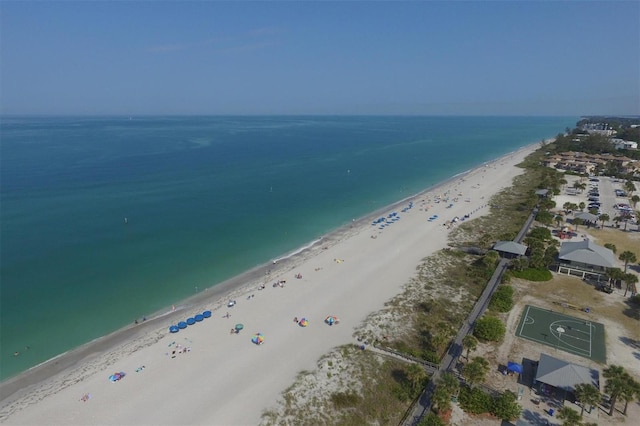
330;391;360;408
489;285;514;312
458;385;492;414
473;316;506;342
511;268;552;281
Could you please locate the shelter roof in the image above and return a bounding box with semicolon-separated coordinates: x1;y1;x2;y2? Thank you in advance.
575;212;599;223
558;239;615;268
493;241;528;256
535;353;599;391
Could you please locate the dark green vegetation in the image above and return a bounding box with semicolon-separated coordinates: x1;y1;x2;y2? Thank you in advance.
458;386;521;421
473;316;506;342
488;285;514;312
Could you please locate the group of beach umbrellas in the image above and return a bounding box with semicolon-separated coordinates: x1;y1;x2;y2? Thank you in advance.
169;310;212;333
250;315;339;346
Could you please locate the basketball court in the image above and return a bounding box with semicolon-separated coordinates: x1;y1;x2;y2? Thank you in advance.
515;305;606;363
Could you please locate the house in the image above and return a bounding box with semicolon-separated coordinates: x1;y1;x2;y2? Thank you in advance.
493;241;528;259
556;239;615;279
534;353;599;401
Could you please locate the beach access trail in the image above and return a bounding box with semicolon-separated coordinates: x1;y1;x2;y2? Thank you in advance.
0;145;537;425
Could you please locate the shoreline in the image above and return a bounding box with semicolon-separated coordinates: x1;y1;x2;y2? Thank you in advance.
0;142;540;423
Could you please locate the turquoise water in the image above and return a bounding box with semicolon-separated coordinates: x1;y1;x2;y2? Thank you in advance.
0;116;575;380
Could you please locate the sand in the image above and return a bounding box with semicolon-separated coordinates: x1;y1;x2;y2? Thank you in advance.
0;145;537;425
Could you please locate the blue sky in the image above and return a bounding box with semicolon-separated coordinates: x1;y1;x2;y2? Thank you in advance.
1;1;638;116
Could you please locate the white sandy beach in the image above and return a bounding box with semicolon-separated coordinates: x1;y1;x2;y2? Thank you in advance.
0;145;537;425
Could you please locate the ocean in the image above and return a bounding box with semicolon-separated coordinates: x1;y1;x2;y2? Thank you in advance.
0;115;575;380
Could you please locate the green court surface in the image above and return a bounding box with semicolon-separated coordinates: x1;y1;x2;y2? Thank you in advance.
516;305;606;363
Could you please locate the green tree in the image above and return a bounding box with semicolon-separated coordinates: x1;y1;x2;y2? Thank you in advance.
554;214;564;227
623;273;639;297
620;374;640;415
578;202;586;212
604;365;629;416
473;316;506;342
573;217;584;230
491;390;521;421
406;363;428;392
599;213;610;228
631;194;640;208
563;202;573;213
417;413;445;426
557;406;582;426
619;251;637;272
462;335;478;360
624;180;636;196
462;357;490;388
573;383;600;417
573;181;586;193
437;372;460;400
606;268;624;290
431;384;452;414
536;210;554;227
604;243;617;254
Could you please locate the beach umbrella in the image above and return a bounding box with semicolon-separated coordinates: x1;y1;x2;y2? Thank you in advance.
251;333;264;345
202;310;212;318
507;362;523;374
169;325;179;333
325;316;338;326
178;321;188;329
298;318;309;327
235;323;244;331
186;317;196;325
194;314;204;322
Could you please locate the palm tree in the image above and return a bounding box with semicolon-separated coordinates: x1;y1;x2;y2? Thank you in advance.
557;406;582;426
631;194;640;209
624;180;636;196
554;214;564;227
462;357;490;388
599;213;610;228
623;273;638;297
604;243;616;254
563;202;573;213
606;268;624;290
620;375;640;415
406;363;427;392
573;217;584;230
604;365;629;416
578;202;586;212
431;384;452;414
462;335;478;360
619;251;637;272
437;372;460;400
573;383;600;417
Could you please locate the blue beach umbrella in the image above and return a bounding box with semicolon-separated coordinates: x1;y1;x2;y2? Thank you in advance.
202;310;212;318
178;321;188;329
169;325;179;333
507;362;523;374
195;314;204;322
186;317;196;325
